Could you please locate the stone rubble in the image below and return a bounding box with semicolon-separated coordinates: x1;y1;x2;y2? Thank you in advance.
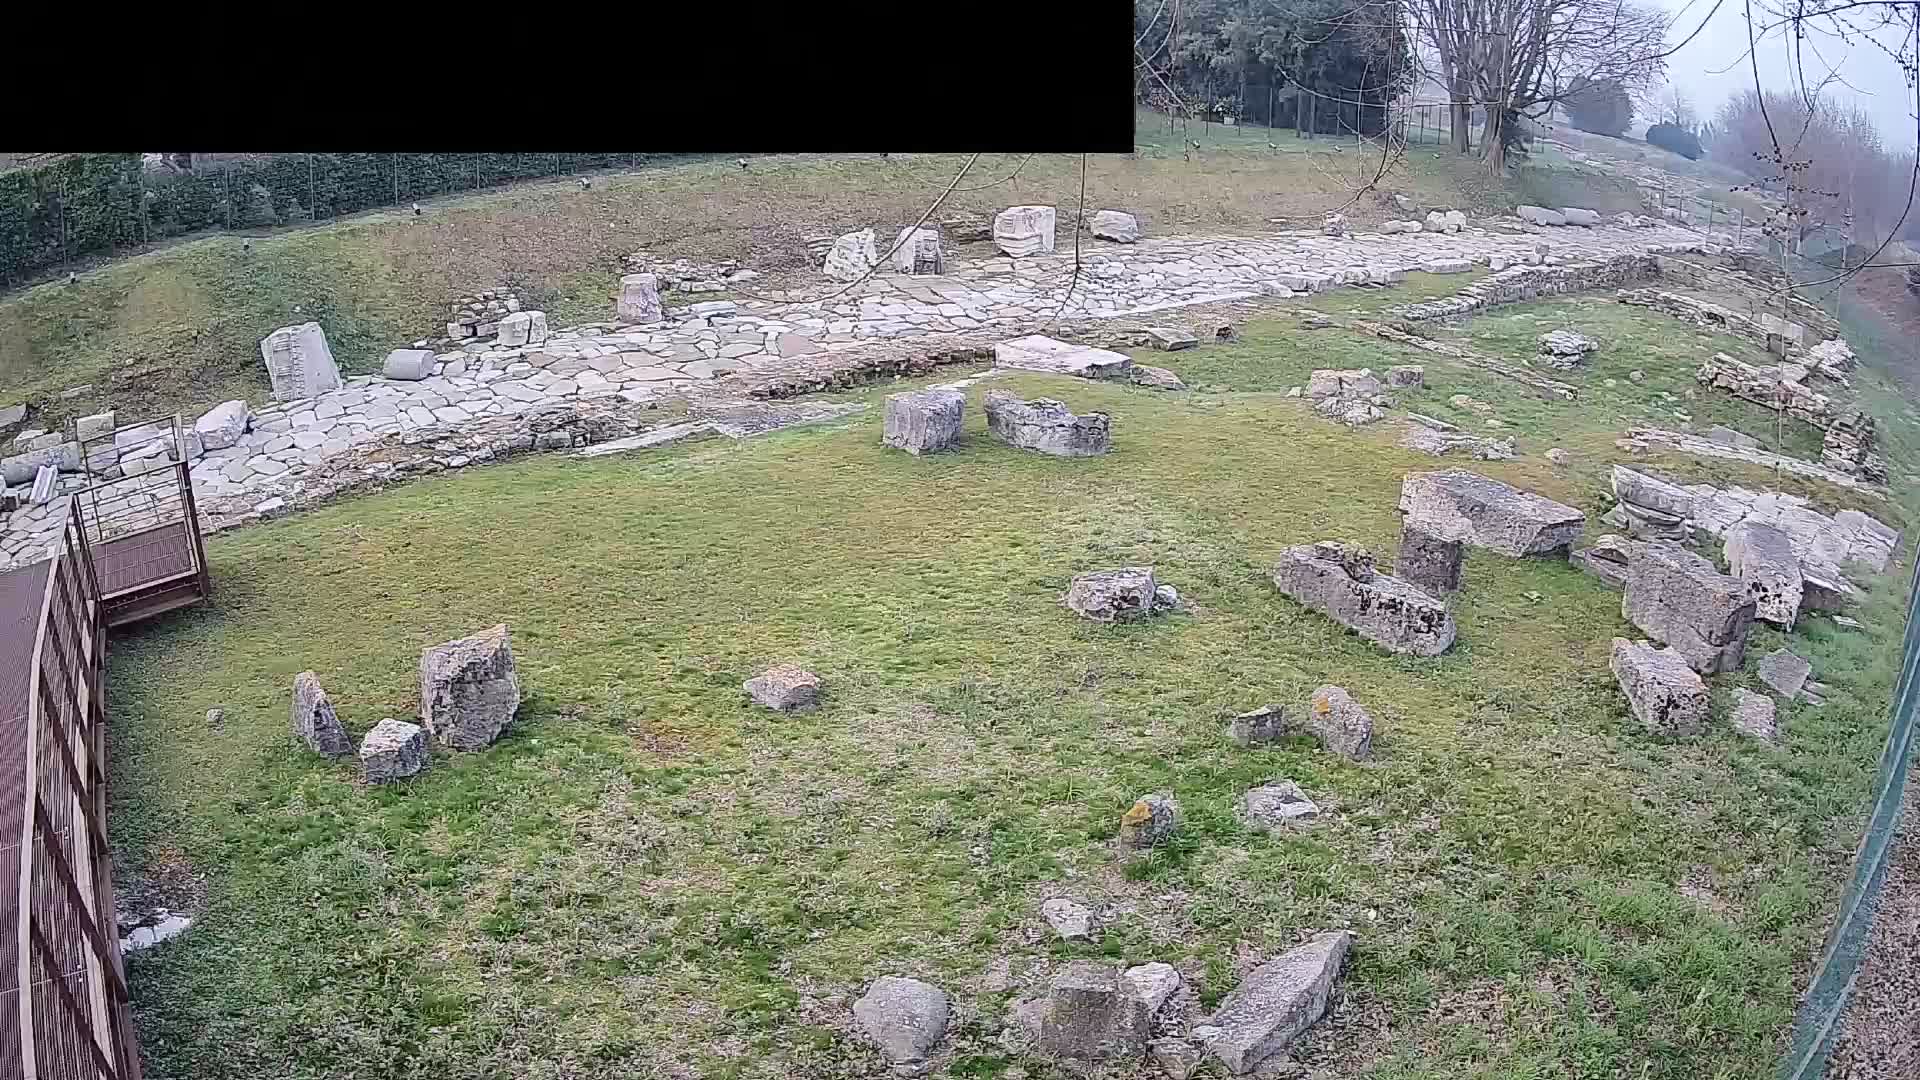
1399;424;1515;461
1610;638;1711;736
1537;329;1598;368
1240;780;1321;831
1730;688;1778;741
1041;897;1096;941
441;289;523;341
1271;541;1457;656
1064;566;1178;622
1623;426;1882;493
1399;469;1585;556
419;624;522;749
616;273;664;324
1758;648;1814;700
1723;521;1805;628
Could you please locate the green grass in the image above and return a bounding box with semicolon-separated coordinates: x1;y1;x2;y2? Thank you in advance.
106;304;1913;1079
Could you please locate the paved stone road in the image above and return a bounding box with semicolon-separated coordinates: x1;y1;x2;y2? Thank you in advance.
0;218;1709;569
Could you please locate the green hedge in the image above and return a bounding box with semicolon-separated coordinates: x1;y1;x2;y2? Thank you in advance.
0;152;710;288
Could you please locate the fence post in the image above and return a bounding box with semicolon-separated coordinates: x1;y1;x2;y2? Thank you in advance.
393;152;400;206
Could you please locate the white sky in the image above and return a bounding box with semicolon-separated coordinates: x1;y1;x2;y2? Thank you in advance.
1655;0;1917;143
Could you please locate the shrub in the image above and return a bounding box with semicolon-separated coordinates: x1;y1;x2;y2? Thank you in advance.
1645;123;1704;160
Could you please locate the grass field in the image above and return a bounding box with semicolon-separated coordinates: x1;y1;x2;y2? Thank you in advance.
105;293;1914;1079
0;116;1654;436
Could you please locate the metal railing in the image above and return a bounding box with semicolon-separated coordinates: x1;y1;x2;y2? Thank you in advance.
10;498;141;1079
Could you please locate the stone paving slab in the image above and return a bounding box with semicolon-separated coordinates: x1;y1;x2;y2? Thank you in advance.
0;220;1712;568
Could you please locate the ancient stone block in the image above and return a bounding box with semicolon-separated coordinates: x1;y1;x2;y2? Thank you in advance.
1517;205;1566;226
1724;521;1803;628
74;411;116;443
853;976;950;1075
359;718;427;782
1385;365;1424;388
383;348;436;381
1271;542;1457;656
1621;541;1756;674
498;311;549;348
1395;522;1464;596
993;205;1057;257
291;671;351;757
891;226;944;275
1089;209;1140;242
1240;780;1320;832
1560;207;1601;226
617;273;664;323
992;335;1133;379
1198;931;1351;1075
1609;638;1710;736
1146;327;1198;351
419;624;522;750
1064;567;1159;622
824;228;879;282
1228;705;1287;747
1130;365;1186;390
1399;469;1585;556
1030;962;1152;1062
1117;793;1180;849
1305;368;1383;400
1730;688;1777;741
882;389;964;455
1304;685;1375;760
3;441;82;484
260;322;343;402
984;392;1111;457
1758;648;1813;699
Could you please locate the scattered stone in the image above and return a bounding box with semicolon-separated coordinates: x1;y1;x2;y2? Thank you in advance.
382;348;436;381
1198;931;1352;1075
74;411;116;443
1422;259;1472;274
892;226;944;275
419;624;523;750
824;228;880;282
1730;689;1777;741
1546;448;1570;465
1041;898;1096;941
1322;212;1350;237
1447;393;1493;413
1240;780;1321;832
1306;368;1384;400
1304;685;1375;759
1443;209;1468;231
1271;541;1457;656
853;976;951;1077
1560;207;1601;227
1228;705;1288;747
1757;648;1813;699
1629;369;1646;383
1146;326;1198;351
1516;205;1567;226
616;273;664;323
940;214;992;243
1379;219;1421;235
1316;396;1387;428
743;664;822;713
1610;638;1711;736
882;389;965;455
1064;566;1164;622
1384;365;1424;388
359;718;428;782
193;400;251;451
1570;534;1638;588
1398;426;1514;460
260;321;343;402
1395;522;1463;597
1802;680;1832;705
1118;793;1181;849
1406;412;1457;432
1211;321;1238;342
28;465;56;506
984;391;1111;457
994;205;1057;257
1622;542;1756;674
1833;615;1864;629
1537;330;1597;368
1298;313;1334;329
1126;962;1184;1014
1399;469;1585;556
497;311;550;348
1089;209;1140;243
1611;465;1695;540
1027;961;1152;1061
290;671;351;757
1130;365;1187;391
1724;521;1804;628
0;404;23;429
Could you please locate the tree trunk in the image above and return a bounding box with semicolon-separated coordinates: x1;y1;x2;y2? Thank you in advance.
1449;86;1472;155
1304;85;1315;140
1482;108;1507;173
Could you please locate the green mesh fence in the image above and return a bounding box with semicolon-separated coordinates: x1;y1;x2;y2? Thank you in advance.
1781;557;1920;1078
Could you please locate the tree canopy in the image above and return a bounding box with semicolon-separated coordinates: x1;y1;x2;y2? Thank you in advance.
1563;76;1634;137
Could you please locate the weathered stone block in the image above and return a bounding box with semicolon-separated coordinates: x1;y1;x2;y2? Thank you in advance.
74;411;117;443
1117;792;1180;849
882;389;964;455
1724;521;1803;628
1399;469;1585;556
983;392;1111;457
1199;931;1351;1075
891;226;944;275
1758;648;1813;699
1240;780;1320;832
993;205;1057;257
1731;688;1777;741
824;229;880;282
1622;541;1757;674
419;624;522;750
359;718;427;782
1271;541;1457;656
1395;522;1464;596
2;441;82;484
1609;638;1710;736
1031;962;1152;1061
1385;365;1424;388
260;322;342;402
853;976;950;1075
1089;209;1140;243
992;335;1133;379
617;273;664;323
1146;327;1198;351
1304;685;1375;759
497;310;549;348
744;664;821;712
291;671;352;757
1064;567;1159;622
383;348;436;381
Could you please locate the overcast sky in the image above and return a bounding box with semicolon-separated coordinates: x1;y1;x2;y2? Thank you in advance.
1655;0;1917;142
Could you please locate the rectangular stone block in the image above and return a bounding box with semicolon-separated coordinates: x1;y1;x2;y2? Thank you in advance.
882;390;965;455
261;322;343;402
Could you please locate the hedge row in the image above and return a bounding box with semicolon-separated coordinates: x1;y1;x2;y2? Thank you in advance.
0;152;710;288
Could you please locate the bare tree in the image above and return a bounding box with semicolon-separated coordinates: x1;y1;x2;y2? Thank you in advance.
1412;0;1670;170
